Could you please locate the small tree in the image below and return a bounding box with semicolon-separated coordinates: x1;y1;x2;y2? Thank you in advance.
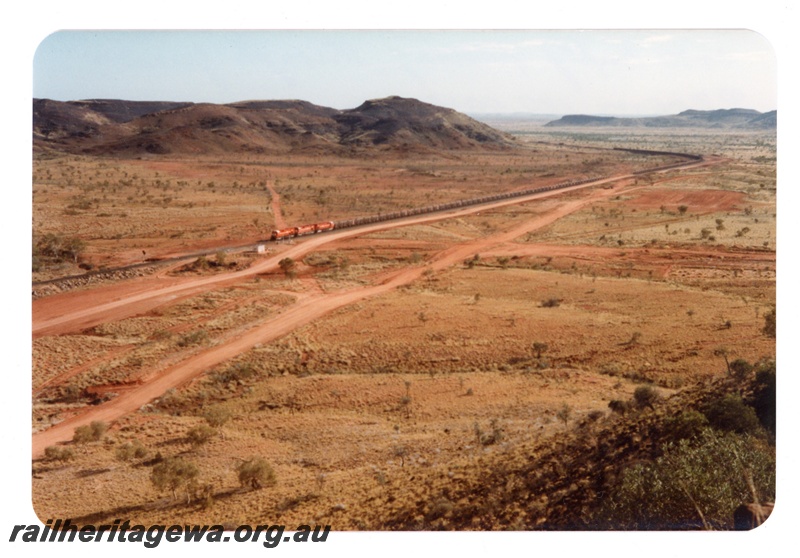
236;457;276;490
678;205;689;215
596;429;775;530
556;403;572;428
703;395;763;436
151;457;199;501
532;342;549;359
713;347;732;375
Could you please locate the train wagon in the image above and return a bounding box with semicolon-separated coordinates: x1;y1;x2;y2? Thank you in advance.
271;227;298;241
314;221;335;233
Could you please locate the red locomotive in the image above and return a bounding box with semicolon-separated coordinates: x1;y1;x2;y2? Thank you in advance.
270;221;335;241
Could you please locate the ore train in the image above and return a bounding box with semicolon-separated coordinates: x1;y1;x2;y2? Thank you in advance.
269;149;702;242
269;176;598;241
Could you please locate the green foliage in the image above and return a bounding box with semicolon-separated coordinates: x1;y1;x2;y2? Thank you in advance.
72;421;108;445
747;360;776;438
596;429;775;530
703;394;763;436
661;410;709;444
237;457;276;490
150;457;199;500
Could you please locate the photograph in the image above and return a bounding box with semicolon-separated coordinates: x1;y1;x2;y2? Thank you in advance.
16;12;788;552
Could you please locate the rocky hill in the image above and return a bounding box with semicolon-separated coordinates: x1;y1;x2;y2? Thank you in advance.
545;108;776;130
33;96;519;156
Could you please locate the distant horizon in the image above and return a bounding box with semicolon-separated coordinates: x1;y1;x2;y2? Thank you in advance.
33;30;777;117
33;95;776;121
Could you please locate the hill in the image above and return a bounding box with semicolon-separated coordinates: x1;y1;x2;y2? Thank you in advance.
33;96;519;156
545;108;776;130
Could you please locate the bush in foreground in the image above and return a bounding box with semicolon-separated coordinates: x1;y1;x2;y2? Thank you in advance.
595;428;775;530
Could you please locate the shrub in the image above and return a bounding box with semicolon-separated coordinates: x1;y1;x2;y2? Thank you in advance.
595;428;775;529
212;362;258;384
633;385;660;410
33;233;86;268
237;457;276;490
661;410;709;444
115;439;148;461
762;307;776;338
474;419;503;446
186;424;217;447
541;298;561;308
203;406;232;428
72;421;108;444
608;399;632;415
44;446;75;463
176;330;209;348
729;359;753;380
703;395;763;436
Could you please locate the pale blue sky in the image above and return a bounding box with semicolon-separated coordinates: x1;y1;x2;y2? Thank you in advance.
33;29;776;116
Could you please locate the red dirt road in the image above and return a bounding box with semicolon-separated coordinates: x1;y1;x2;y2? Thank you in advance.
32;174;629;338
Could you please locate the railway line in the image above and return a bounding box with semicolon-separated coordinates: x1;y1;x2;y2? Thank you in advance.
268;148;702;242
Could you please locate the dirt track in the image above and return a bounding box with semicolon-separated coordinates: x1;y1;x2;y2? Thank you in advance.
32;159;723;457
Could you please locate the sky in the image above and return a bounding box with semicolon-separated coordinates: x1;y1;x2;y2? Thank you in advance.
33;29;776;116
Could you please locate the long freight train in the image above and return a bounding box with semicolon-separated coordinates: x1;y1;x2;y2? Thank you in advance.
269;149;702;241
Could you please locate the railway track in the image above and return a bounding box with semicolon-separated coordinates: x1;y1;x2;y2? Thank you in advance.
35;148;704;291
